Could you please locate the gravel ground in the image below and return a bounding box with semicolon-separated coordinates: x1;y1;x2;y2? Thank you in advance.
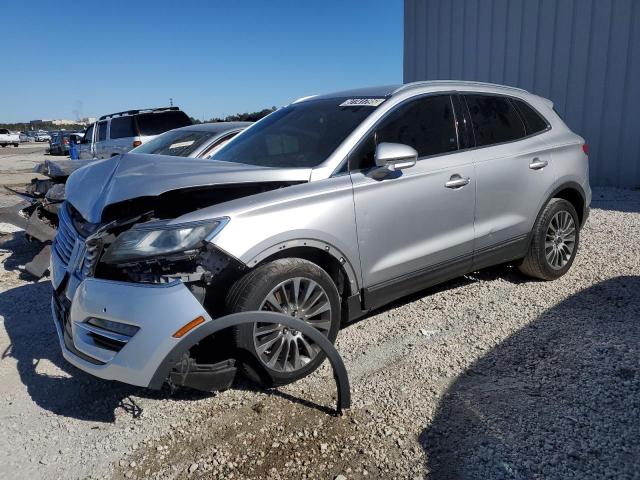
0;186;638;480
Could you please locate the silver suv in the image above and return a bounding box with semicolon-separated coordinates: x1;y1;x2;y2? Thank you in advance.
52;81;591;390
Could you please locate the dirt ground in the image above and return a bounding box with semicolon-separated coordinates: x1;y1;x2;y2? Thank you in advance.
0;145;638;479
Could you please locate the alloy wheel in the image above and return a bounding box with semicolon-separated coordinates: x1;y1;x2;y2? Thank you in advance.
254;277;332;372
545;210;576;270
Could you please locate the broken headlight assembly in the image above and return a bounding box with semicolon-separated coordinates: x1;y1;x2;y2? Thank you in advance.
102;217;228;264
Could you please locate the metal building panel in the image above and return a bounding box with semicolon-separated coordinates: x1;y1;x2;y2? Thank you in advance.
404;0;640;187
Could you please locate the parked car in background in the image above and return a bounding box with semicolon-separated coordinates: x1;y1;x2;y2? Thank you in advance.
0;122;244;277
131;122;251;158
48;81;590;392
0;129;20;147
34;131;51;142
77;107;192;160
19;132;33;143
49;131;83;156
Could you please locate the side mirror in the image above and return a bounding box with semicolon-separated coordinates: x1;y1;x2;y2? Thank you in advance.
374;142;417;171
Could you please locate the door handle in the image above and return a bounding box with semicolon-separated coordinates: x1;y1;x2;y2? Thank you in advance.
445;175;470;189
529;158;548;170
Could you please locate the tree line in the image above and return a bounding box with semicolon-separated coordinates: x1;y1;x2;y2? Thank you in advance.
190;107;277;124
1;107;278;132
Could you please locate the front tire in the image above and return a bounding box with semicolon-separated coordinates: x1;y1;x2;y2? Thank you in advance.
519;198;580;280
225;258;341;387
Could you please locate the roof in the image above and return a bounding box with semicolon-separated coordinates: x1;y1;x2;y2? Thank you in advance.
393;80;529;95
297;85;401;102
171;121;252;133
296;81;530;103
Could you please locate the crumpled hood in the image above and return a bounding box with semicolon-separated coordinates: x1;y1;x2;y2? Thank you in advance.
65;153;311;223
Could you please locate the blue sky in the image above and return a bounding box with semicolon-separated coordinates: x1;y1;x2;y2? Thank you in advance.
0;0;403;123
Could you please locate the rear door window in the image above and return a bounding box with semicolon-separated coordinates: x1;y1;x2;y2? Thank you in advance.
464;95;525;147
135;111;192;136
109;116;137;139
97;121;108;142
511;99;549;135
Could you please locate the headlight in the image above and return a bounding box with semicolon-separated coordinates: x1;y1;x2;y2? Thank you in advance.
102;218;228;263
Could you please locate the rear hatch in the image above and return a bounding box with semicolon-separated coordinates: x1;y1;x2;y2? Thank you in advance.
135;111;192;137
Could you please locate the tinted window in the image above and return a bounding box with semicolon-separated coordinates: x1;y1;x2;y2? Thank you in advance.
350;95;458;170
109;116;136;139
135;111;192;136
82;124;94;144
132;129;214;157
512;99;548;135
214;98;379;168
465;95;525;146
97;121;107;142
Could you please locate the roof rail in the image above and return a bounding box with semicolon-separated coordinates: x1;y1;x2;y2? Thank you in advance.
392;80;529;95
99;106;180;121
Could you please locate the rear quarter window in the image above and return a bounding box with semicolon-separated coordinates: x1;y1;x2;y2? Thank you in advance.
109;116;137;139
135;111;192;136
465;94;526;147
512;99;549;135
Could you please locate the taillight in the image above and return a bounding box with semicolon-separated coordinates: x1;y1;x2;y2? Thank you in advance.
63;138;68;144
582;144;589;155
132;140;142;148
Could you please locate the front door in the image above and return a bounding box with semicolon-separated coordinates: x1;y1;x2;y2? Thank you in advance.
349;94;476;308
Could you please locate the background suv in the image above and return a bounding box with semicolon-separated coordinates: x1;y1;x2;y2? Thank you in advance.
53;81;591;391
77;107;192;159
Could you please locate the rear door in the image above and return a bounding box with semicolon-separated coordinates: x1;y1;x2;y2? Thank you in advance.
464;94;554;266
94;120;108;159
77;123;95;159
349;94;476;306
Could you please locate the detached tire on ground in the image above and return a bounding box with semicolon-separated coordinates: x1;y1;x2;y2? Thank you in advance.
519;198;580;280
225;258;341;387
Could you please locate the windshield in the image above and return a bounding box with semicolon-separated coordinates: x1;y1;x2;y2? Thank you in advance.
131;129;214;157
212;97;382;168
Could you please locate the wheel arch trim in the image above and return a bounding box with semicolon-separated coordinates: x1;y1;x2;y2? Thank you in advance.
243;238;361;296
148;311;351;414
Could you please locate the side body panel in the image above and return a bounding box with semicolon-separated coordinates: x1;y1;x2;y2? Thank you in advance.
350;151;475;289
176;175;363;293
472;134;555;254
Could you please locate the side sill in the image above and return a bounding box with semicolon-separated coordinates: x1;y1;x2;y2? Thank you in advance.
362;255;472;311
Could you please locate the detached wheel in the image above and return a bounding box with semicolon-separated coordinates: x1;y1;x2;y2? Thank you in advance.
519;198;580;280
226;258;340;387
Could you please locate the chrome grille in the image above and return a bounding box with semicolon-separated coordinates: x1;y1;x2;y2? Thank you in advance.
53;204;81;266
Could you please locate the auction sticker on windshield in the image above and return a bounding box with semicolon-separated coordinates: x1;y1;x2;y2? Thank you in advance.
339;98;386;107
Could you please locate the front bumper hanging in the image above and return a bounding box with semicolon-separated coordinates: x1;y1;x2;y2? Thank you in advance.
52;278;350;414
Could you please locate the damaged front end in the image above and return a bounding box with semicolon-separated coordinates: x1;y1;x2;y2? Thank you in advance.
0;159;92;277
52;201;249;392
51;153;311;391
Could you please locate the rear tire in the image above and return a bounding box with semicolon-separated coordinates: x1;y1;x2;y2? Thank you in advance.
225;258;341;387
519;198;580;280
